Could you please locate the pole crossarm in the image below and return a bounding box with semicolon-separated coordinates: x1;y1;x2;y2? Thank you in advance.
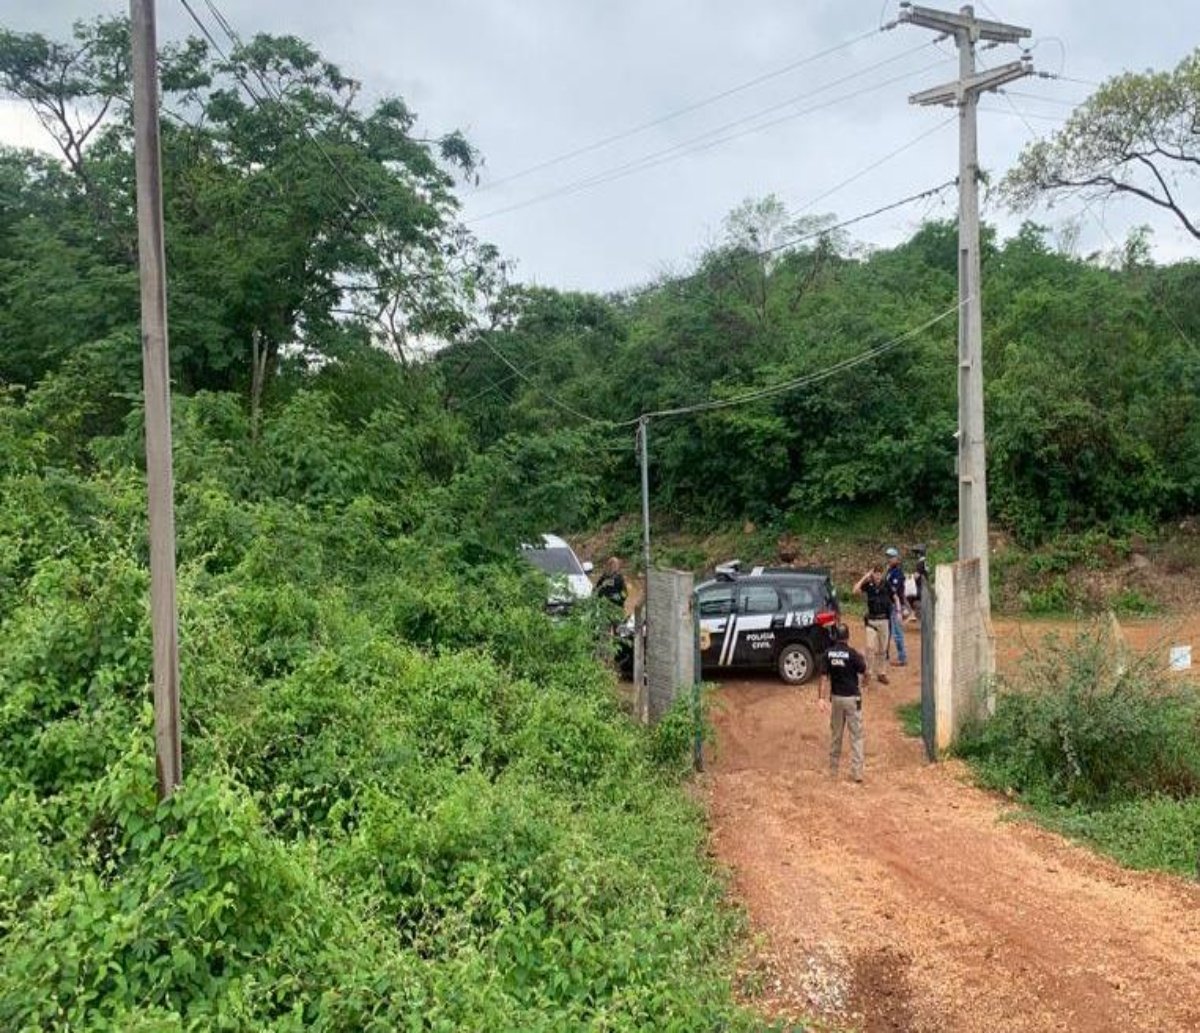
898;2;1030;44
897;2;1037;611
909;58;1033;106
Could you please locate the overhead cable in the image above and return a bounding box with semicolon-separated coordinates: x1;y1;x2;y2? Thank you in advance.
475;27;885;193
457;180;957;411
616;298;965;425
469;45;949;223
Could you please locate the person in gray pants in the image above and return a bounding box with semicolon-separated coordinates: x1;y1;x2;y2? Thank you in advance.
818;623;867;783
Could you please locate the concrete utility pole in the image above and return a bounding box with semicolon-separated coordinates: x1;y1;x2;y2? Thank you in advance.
637;416;652;586
898;3;1033;608
130;0;182;798
637;415;653;694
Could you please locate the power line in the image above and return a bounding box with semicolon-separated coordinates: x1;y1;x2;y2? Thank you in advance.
979;105;1066;123
479;336;609;425
455;180;956;412
1000;89;1084;108
180;0;373;215
789;113;955;218
474;27;884;193
997;90;1197;350
758;179;956;258
631;177;956;299
182;0;486;353
469;45;949;223
453;347;565;407
618;298;965;424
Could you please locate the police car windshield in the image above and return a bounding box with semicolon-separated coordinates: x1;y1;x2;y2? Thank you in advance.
525;548;584;576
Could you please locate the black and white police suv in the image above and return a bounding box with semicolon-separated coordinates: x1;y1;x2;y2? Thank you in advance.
696;563;840;685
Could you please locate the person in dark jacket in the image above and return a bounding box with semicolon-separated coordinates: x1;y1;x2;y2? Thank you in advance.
853;566;893;684
884;546;908;666
594;557;628;609
817;622;868;782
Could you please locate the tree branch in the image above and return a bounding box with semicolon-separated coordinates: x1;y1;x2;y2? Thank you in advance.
1147;142;1200;168
1130;153;1200;239
1048;169;1200;241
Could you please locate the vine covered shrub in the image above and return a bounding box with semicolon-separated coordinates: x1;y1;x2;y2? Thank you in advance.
955;625;1200;874
957;625;1200;805
0;395;767;1031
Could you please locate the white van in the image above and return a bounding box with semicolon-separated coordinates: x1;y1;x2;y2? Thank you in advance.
520;534;593;614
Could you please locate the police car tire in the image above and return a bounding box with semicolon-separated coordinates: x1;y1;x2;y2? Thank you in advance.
777;643;815;685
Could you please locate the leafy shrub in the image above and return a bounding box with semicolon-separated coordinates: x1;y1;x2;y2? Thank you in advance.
957;626;1200;876
1040;797;1200;876
957;625;1200;806
1111;588;1159;616
1020;576;1077;616
647;688;709;774
0;390;768;1030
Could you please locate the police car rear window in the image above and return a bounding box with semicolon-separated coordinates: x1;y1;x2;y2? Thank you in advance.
782;584;820;609
524;548;583;576
698;586;734;616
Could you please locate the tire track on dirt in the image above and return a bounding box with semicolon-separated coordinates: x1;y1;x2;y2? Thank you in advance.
705;628;1200;1032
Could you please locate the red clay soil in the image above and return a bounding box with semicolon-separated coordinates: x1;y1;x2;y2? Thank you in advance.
704;623;1200;1032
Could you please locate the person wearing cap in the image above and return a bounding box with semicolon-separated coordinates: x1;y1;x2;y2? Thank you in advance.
817;622;867;782
884;547;908;667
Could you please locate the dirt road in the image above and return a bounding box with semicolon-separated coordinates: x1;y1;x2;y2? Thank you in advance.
706;625;1200;1032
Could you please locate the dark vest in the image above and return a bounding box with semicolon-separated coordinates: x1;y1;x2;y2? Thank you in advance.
825;644;864;696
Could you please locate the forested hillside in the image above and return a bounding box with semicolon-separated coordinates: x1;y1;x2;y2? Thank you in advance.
439;210;1200;543
1;12;1199;1029
0;19;759;1030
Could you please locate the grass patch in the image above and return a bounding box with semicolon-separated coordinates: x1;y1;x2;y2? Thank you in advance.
896;701;923;738
955;622;1200;876
1034;798;1200;876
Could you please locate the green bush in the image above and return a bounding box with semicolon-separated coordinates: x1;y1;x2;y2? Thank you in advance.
1020;576;1078;616
957;625;1200;806
0;392;769;1030
1041;797;1200;876
956;625;1200;876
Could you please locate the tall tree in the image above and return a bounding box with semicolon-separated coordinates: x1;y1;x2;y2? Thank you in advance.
1003;48;1200;240
0;18;503;423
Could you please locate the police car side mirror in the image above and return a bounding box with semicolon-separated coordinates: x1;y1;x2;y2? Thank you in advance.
582;561;594;574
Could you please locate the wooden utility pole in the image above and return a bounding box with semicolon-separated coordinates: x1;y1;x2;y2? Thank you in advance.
130;0;182;798
898;3;1033;609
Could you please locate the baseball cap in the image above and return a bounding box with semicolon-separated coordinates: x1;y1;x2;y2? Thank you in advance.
884;546;900;558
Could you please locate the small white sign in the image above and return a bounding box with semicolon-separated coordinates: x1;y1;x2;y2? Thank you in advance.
1169;645;1192;671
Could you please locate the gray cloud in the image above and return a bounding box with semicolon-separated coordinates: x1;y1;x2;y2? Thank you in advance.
5;1;1197;290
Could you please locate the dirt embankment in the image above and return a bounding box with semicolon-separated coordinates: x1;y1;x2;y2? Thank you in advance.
705;625;1200;1032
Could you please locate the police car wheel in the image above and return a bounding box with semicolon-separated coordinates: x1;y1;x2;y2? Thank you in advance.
777;643;814;685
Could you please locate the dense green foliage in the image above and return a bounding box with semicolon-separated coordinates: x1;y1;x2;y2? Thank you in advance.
441;219;1200;544
956;626;1200;875
4;22;1200;545
0;19;778;1027
0;380;766;1030
2;13;1199;1022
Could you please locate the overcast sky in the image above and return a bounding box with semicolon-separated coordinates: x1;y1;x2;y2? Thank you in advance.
2;1;1197;291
